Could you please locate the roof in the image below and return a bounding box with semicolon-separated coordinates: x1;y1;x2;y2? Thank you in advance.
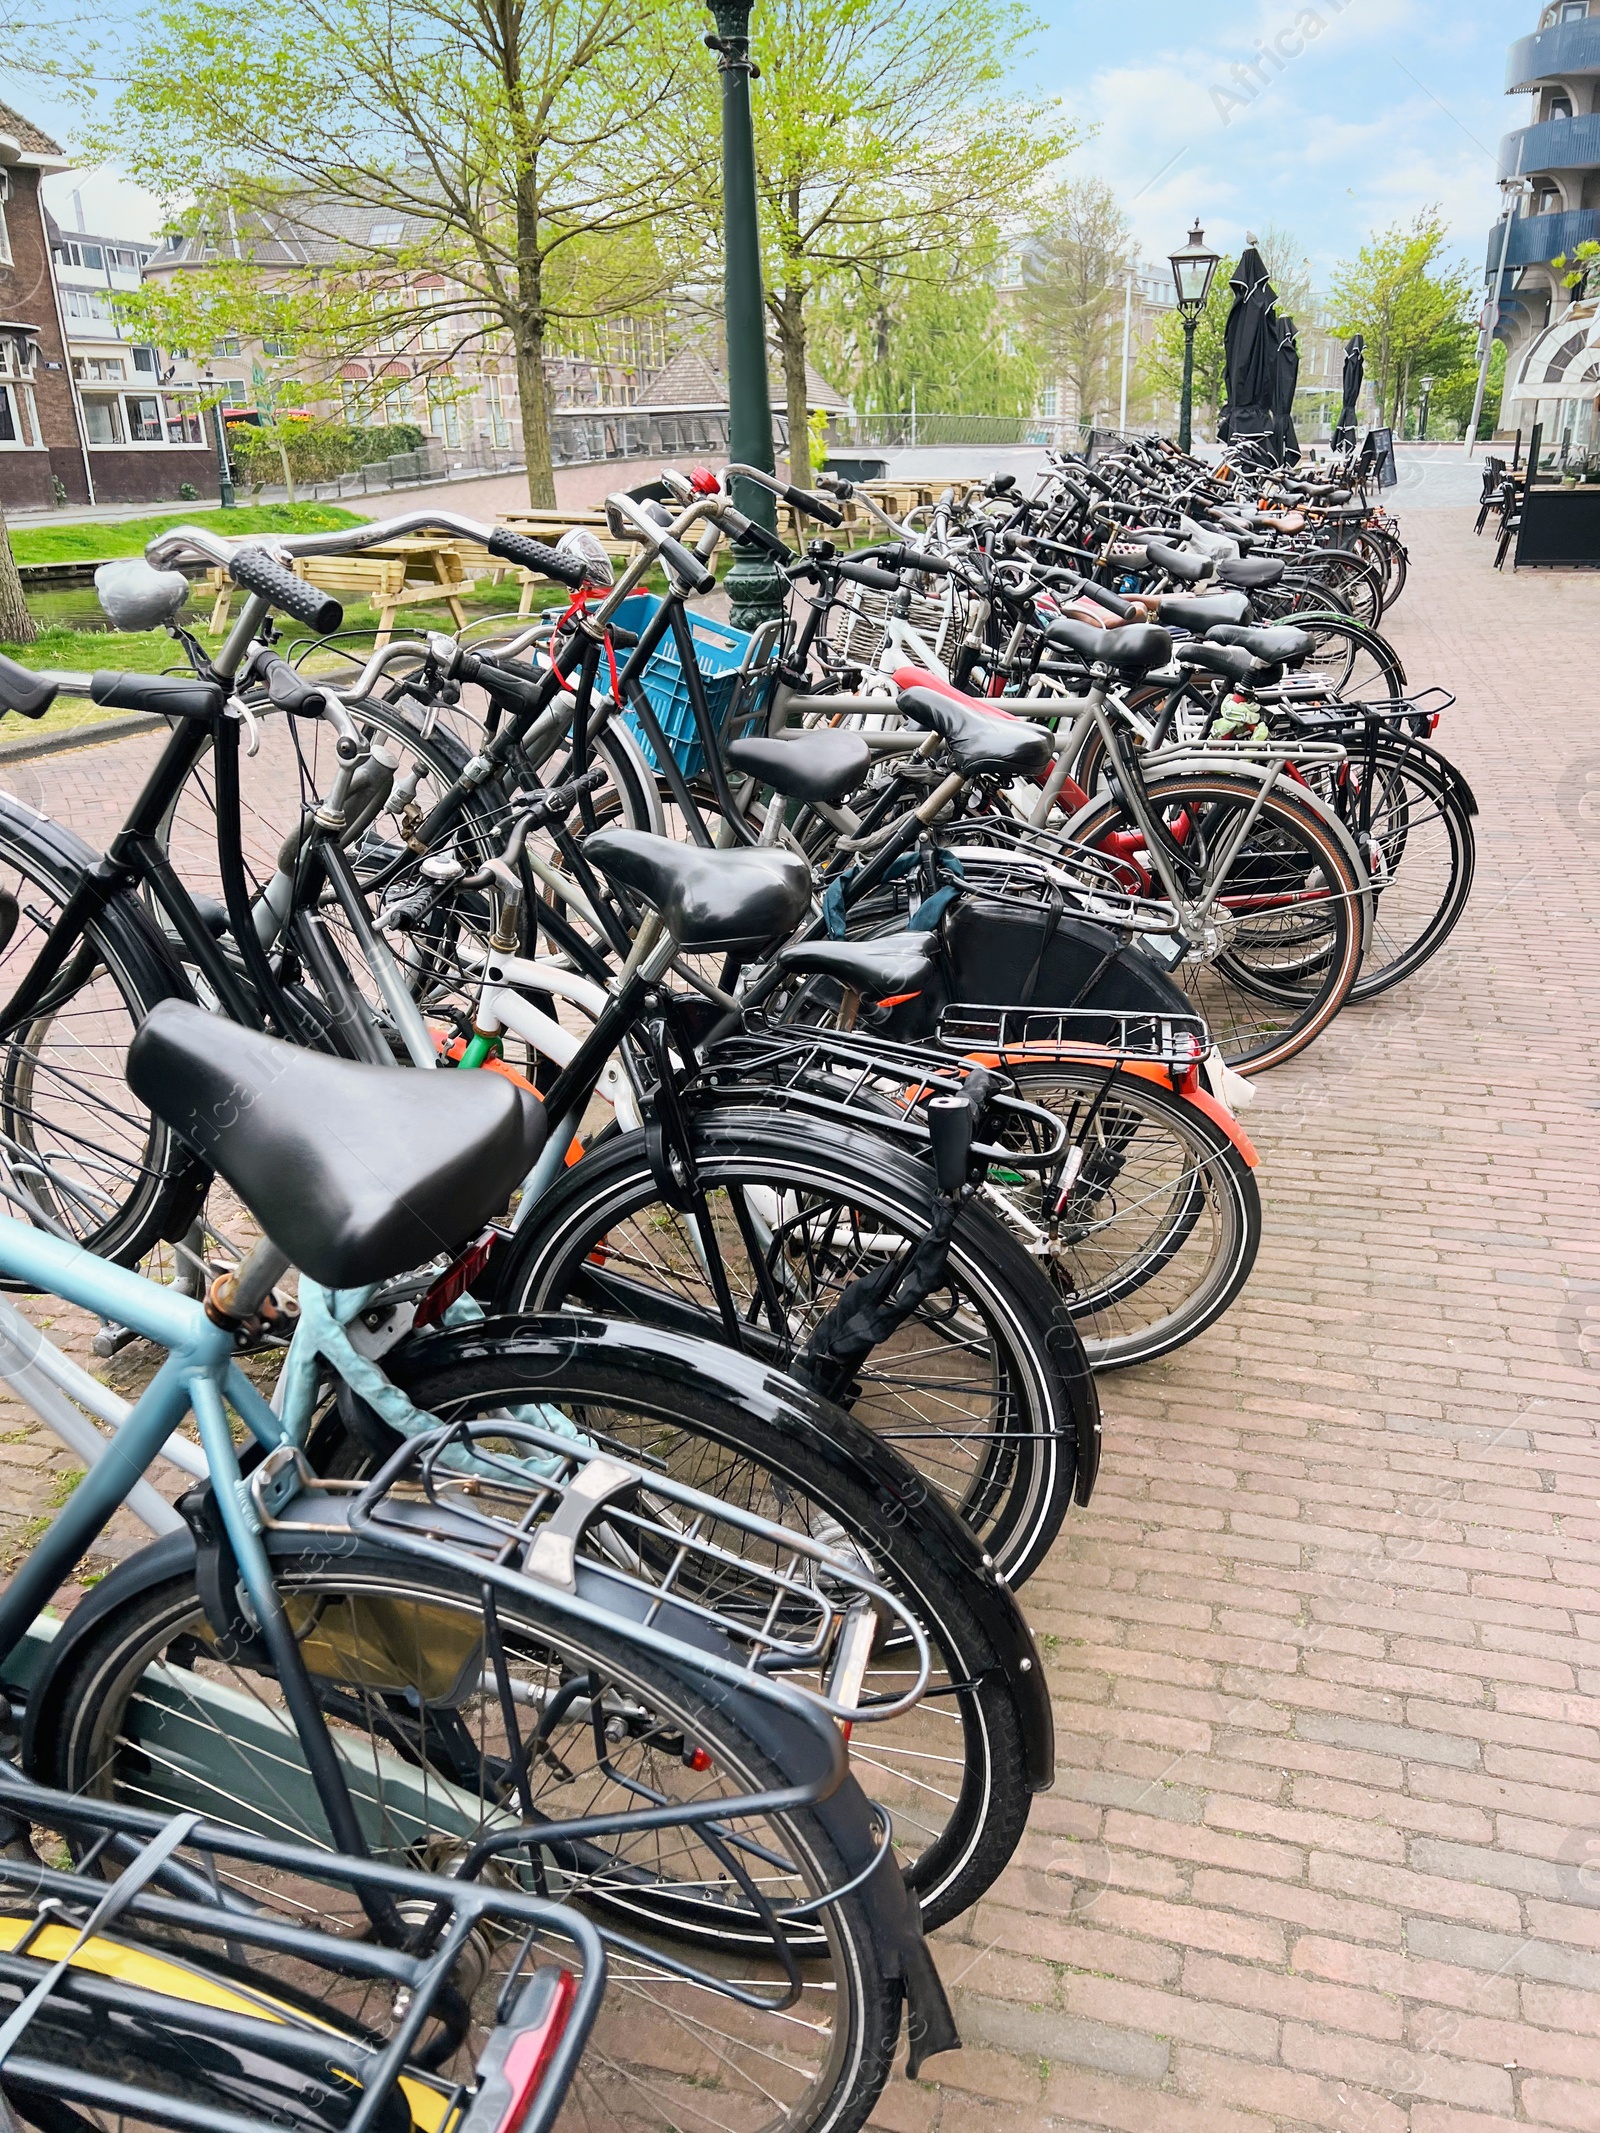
146;196;438;271
640;340;850;413
0;97;67;169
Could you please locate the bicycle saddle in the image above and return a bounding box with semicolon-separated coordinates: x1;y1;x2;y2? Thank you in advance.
1142;540;1212;585
895;687;1052;778
775;929;938;1000
725;731;872;807
1039;621;1175;676
1175;641;1257;686
126;1001;545;1288
1206;623;1312;667
1213;556;1285;590
585;829;812;949
1156;593;1252;632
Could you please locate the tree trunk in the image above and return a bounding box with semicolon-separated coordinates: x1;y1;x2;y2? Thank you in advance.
0;504;36;647
774;283;810;484
515;329;556;509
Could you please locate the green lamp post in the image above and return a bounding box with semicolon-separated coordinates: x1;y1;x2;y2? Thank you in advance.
705;0;784;631
1168;222;1219;456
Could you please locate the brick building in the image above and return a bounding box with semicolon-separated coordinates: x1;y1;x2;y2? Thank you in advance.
0;99;216;510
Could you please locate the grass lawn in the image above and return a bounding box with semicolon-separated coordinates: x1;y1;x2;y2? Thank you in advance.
9;502;369;568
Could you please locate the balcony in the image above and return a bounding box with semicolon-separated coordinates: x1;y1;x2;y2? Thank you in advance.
1485;205;1600;274
1507;17;1600;92
1499;112;1600;178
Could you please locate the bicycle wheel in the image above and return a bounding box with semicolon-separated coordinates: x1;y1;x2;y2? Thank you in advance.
1301;739;1476;1001
304;1319;1040;1929
0;797;198;1265
34;1529;901;2133
494;1113;1094;1587
980;1058;1261;1369
1066;773;1367;1072
1272;613;1406;703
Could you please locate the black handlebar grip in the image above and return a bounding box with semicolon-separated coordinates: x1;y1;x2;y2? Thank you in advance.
732;515;796;563
227;548;344;634
836;559;904;593
257;652;329;716
1078;580;1136;619
658;535;717;596
884;543;954;576
781;482;845;528
0;653;56;720
927;1094;973;1196
486;528;587;590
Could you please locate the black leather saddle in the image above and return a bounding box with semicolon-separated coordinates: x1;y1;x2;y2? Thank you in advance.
1041;620;1175;676
775;929;937;999
1156;592;1252;632
1206;623;1312;667
126;1001;545;1289
896;687;1052;778
1214;556;1285;590
585;829;811;950
725;731;871;806
1142;539;1211;585
1176;641;1257;686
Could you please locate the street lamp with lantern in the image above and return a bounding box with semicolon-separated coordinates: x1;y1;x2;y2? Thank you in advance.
1417;374;1434;441
1168;221;1220;454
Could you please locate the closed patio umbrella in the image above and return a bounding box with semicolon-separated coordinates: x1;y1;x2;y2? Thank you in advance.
1218;245;1278;450
1272;313;1301;465
1333;334;1364;450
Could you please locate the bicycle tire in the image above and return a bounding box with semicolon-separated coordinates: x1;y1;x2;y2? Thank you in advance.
493;1112;1096;1588
32;1528;902;2133
980;1058;1262;1369
1064;772;1367;1072
305;1317;1042;1929
0;796;201;1267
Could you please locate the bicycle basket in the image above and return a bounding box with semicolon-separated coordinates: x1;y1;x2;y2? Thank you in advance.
609;591;771;779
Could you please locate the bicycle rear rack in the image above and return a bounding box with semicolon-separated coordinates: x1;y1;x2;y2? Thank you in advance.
937;823;1181;931
0;1774;602;2133
344;1416;931;1725
694;1024;1069;1170
937;1003;1211;1071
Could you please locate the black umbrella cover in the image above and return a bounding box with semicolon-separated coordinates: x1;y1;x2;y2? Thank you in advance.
1272;313;1301;465
1219;246;1279;445
1333;333;1364;449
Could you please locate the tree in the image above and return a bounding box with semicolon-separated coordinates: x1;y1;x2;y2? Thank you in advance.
1328;210;1474;435
100;0;701;507
1432;339;1505;441
0;505;36;648
811;231;1038;418
699;0;1066;478
1019;178;1131;427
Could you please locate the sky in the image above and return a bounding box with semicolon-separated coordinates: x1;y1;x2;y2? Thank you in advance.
4;0;1529;284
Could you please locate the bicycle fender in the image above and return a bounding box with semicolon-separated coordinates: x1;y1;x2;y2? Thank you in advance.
386;1312;1057;1794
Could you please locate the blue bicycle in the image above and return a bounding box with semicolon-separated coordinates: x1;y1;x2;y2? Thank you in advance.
0;998;961;2133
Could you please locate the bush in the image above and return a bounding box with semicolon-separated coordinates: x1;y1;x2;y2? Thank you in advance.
228;418;428;490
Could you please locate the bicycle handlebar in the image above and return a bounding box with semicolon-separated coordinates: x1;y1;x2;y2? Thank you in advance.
722;462;845;527
229;547;344;634
485;527;588;589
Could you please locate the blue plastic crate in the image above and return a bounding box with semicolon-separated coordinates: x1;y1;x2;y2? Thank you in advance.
609;592;752;780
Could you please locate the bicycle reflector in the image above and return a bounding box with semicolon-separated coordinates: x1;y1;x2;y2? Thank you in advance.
462;1966;579;2133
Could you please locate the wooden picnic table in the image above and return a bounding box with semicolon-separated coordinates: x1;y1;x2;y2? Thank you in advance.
205;534;473;644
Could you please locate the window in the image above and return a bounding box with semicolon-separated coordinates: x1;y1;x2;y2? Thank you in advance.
0;200;10;269
0;383;18;443
72;356;126;382
213;378;248;406
63;288;114;323
210;336;240;357
82;394;123;444
1561;2;1587;19
369;221;404;246
131;346;158;374
165;397;203;444
1039;384;1058;417
125;394;164;441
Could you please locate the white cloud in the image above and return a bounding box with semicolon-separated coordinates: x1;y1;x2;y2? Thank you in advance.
40;168;168;245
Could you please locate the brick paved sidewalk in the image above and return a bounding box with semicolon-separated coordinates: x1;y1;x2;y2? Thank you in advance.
1;504;1598;2133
